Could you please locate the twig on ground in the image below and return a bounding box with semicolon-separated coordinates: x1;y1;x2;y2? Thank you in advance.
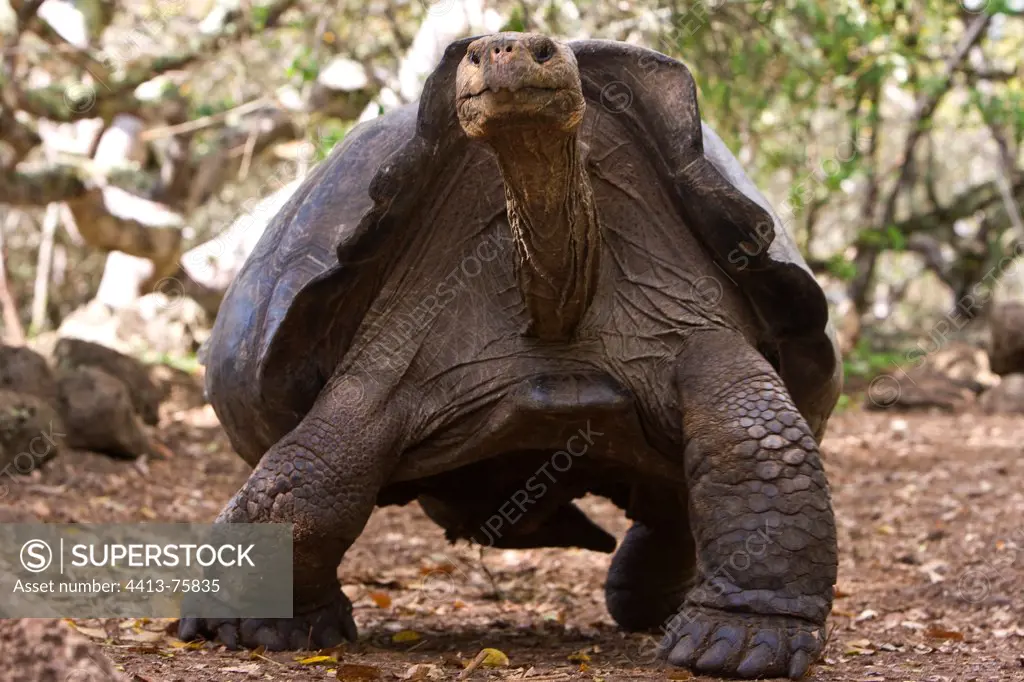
477;545;503;601
457;649;488;680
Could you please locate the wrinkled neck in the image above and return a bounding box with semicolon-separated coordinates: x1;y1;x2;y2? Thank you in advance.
489;129;600;341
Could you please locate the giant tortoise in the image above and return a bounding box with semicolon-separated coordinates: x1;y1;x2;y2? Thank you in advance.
181;33;843;680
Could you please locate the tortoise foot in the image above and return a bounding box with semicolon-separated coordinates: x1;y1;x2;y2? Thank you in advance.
178;592;357;650
605;523;694;632
657;605;824;680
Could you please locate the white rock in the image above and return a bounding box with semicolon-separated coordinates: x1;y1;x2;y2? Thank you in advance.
318;57;370;92
93;114;147;170
38;0;93;48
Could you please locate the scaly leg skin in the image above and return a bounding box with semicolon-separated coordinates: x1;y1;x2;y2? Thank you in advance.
658;329;838;679
179;374;403;650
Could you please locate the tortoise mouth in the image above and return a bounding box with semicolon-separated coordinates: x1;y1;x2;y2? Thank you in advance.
457;86;584;138
459;85;561;101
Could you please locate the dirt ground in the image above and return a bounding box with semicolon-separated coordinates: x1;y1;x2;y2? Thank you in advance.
2;392;1022;682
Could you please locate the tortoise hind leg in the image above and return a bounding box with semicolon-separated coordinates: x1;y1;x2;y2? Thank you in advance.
605;484;696;631
179;373;406;650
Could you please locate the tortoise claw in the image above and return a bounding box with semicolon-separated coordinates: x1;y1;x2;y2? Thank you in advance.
659;605;824;679
178;591;356;651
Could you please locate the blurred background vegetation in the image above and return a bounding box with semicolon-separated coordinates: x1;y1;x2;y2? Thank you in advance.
0;0;1022;381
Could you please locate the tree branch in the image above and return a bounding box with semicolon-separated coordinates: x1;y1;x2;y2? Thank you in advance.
848;12;993;315
0;164;87;205
892;176;1024;236
63;186;183;275
0;108;42;168
1;0;299;123
880;12;992;230
0;211;26;344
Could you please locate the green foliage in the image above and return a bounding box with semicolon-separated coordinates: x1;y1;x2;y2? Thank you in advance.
287;47;321;83
645;0;1021;308
825;254;857;281
141;351;202;375
501;5;528;32
310;119;355;162
857;225;906;251
842;339;908;380
190;96;242;120
987;0;1022;15
250;5;270;30
193;103;216;118
885;226;906;251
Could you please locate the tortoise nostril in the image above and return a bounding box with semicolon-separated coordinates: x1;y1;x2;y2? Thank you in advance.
505;45;513;52
532;39;555;63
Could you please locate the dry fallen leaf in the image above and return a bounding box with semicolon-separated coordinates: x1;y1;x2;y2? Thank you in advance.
298;654;338;665
855;609;878;622
667;671;693;680
391;630;422;644
479;648;509;668
925;627;964;641
401;663;444;680
369;591;392;608
119;629;165;644
337;664;382;681
845;638;875;656
221;663;260;674
168;640;205;650
567;650;591;663
69;625;112;641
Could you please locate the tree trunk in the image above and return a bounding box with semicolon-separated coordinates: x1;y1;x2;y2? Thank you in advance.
0;211;26;345
29;202;59;334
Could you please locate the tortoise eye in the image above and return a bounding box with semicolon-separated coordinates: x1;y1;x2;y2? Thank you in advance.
469;51;481;65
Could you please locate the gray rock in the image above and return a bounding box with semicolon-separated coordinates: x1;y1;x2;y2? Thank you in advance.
979;374;1024;414
0;390;64;476
0;344;59;405
56;366;150;458
988;301;1024;375
54;337;165;426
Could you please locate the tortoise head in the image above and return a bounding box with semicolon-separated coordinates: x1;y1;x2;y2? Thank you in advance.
455;32;585;139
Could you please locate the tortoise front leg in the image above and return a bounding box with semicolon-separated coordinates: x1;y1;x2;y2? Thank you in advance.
660;329;837;679
179;373;405;650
